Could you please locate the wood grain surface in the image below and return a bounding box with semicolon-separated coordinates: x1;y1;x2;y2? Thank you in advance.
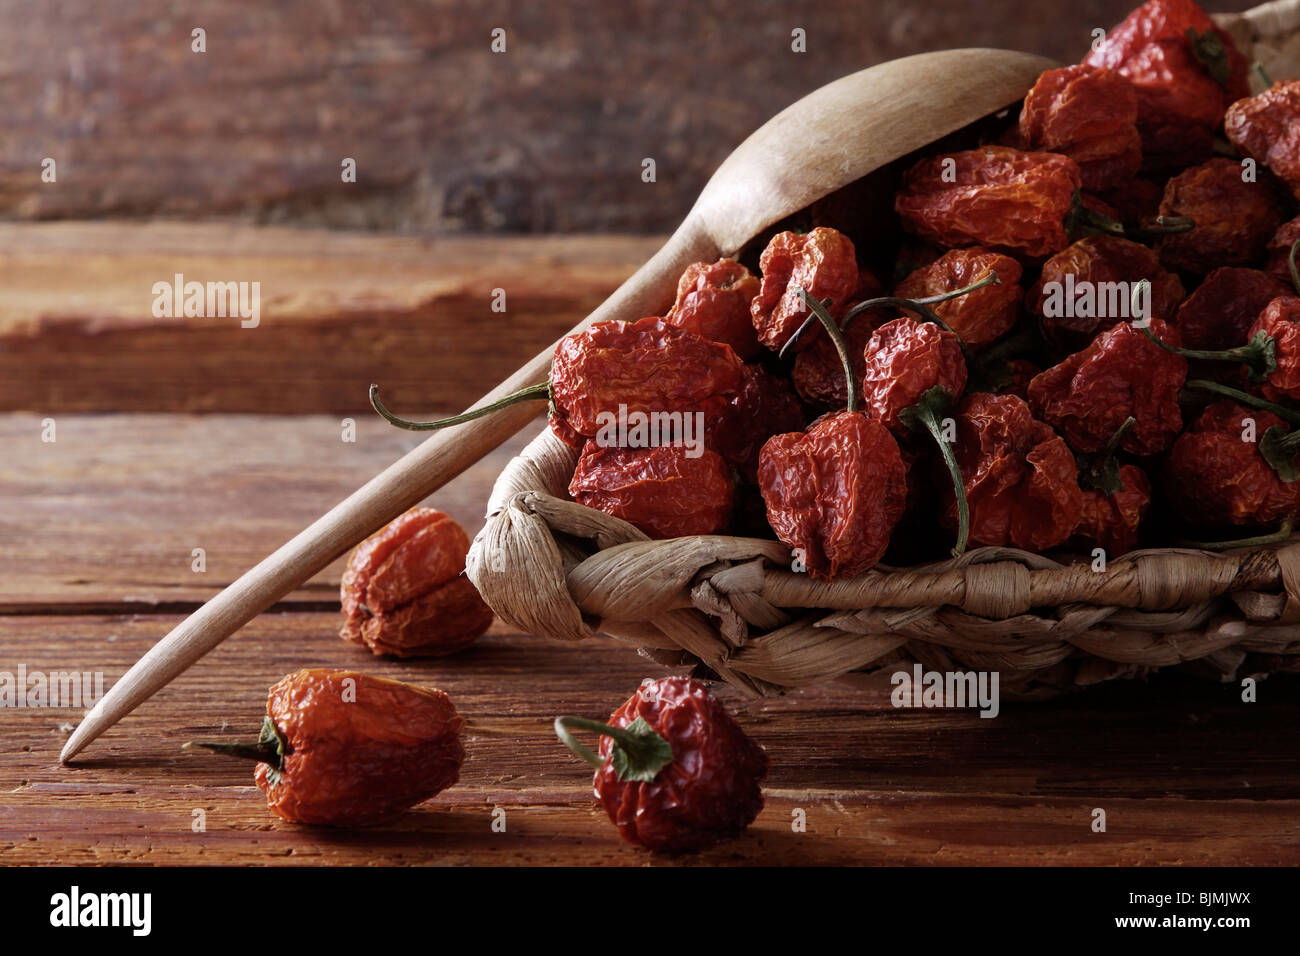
3;414;1298;865
0;0;1263;234
0;222;660;413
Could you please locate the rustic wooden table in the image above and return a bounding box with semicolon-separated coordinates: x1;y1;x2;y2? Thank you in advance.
2;224;1298;865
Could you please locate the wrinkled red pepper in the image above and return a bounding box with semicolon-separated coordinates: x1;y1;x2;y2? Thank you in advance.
1225;81;1300;201
569;440;734;539
943;392;1083;551
894;247;1024;347
1083;0;1250;167
895;146;1083;259
749;227;858;353
555;677;768;855
667;257;762;359
1028;318;1187;456
1018;64;1143;192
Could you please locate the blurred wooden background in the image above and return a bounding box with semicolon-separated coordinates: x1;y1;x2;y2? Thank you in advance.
0;0;1263;233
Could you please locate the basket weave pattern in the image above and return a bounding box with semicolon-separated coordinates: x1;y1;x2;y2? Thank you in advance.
467;430;1300;697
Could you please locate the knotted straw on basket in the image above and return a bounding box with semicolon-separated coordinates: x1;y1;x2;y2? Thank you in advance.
467;0;1300;698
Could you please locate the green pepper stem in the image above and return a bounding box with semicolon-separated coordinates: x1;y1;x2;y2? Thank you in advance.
1123;216;1196;239
1139;323;1275;374
370;382;550;431
1184;379;1300;425
184;740;281;764
184;716;287;773
778;270;997;359
840;270;998;331
1178;518;1293;551
1289;239;1299;297
797;289;859;411
902;389;968;557
553;715;674;783
1255;62;1274;89
1099;416;1136;462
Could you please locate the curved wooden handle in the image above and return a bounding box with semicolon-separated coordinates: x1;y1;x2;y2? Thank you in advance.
60;218;718;762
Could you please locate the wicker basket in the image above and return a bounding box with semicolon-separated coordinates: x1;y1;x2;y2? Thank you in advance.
466;1;1300;698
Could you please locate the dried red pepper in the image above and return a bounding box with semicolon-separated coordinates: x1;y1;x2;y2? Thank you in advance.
1156;158;1283;275
1165;399;1300;530
1172;267;1292;351
758;294;908;579
555;676;768;855
1028;236;1185;350
894;247;1024;346
1084;0;1250;167
792;311;882;410
944;392;1083;551
895;146;1082;259
1028;318;1187;456
340;508;493;658
667;258;762;359
1266;216;1300;286
860;313;971;553
1018;64;1143;192
1249;297;1300;402
1071;464;1151;557
749;227;858;353
370;316;746;454
190;669;464;827
569;440;734;539
1225;81;1300;200
707;363;806;481
1068;417;1151;557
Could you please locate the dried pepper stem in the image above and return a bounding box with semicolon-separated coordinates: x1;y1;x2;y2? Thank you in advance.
1131;278;1276;381
1289;239;1299;296
553;715;674;783
1066;190;1193;241
370;382;551;431
1079;416;1136;495
1184;379;1300;425
184;716;288;785
900;386;969;557
1178;518;1294;551
796;289;859;412
779;270;998;358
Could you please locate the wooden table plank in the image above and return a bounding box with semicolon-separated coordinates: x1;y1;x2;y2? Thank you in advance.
0;413;533;609
3;413;1298;865
0;223;661;413
3;614;1298;865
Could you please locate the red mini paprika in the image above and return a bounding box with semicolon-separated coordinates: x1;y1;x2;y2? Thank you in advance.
1165;399;1300;531
1067;417;1151;557
1028;318;1187;456
859;313;972;553
1028;236;1184;350
1172;267;1292;351
189;669;465;827
340;508;493;658
555;677;768;855
569;440;734;539
1156;158;1283;275
667;257;762;359
1225;81;1300;201
1083;0;1250;166
944;392;1083;551
758;292;909;580
895;146;1082;259
1017;64;1142;192
749;227;858;353
894;247;1024;347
